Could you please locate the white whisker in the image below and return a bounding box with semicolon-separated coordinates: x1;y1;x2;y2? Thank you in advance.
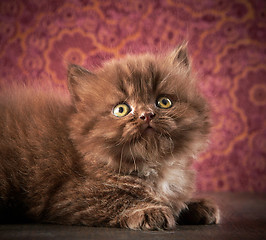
119;143;125;175
129;145;137;172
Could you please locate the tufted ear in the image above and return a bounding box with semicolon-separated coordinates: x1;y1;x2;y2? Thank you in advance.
67;64;96;104
170;43;190;69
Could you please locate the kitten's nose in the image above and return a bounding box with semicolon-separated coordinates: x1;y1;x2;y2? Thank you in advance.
139;112;155;123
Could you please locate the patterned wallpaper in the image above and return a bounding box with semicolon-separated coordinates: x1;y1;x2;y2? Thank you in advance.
0;0;265;192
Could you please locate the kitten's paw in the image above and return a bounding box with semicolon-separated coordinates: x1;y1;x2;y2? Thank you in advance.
120;205;176;230
177;199;220;225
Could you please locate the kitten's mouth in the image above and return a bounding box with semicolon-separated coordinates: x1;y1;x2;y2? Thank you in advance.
141;124;155;135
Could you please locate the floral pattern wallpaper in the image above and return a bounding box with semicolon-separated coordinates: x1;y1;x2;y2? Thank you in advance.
0;0;265;192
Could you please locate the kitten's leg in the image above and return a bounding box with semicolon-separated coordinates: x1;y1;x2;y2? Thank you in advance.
38;178;176;230
177;198;220;225
113;203;176;230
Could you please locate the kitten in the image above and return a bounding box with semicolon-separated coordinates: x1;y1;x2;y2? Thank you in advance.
0;45;219;230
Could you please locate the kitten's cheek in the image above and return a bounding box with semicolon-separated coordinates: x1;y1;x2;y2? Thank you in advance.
98;121;123;139
169;121;178;132
102;129;119;139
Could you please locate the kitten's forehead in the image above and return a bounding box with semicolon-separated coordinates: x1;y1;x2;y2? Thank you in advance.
99;53;191;106
114;57;162;102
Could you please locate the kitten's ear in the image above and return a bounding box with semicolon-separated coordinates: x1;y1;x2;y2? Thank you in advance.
170;43;190;69
67;64;96;104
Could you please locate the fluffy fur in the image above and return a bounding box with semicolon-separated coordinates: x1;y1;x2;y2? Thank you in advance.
0;45;219;230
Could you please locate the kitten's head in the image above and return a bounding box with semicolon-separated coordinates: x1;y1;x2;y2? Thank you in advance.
68;45;210;175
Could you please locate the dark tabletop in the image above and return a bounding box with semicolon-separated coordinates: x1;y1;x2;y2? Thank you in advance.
0;192;265;240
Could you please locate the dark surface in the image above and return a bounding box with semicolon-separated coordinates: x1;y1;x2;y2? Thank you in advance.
0;192;265;240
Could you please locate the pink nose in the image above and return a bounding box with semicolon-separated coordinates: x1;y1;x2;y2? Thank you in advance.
139;112;156;123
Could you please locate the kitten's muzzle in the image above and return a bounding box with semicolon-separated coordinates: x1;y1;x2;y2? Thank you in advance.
139;112;156;124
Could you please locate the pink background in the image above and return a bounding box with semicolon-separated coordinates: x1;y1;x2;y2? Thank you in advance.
0;0;265;192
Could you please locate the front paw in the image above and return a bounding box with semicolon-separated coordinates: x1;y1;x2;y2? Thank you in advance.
177;199;220;225
119;205;176;230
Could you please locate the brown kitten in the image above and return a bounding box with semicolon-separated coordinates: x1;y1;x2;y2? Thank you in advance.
0;45;219;230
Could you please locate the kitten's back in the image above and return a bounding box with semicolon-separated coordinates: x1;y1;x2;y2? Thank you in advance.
0;87;75;212
0;87;72;150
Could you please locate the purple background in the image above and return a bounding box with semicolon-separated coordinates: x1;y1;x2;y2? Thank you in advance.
0;0;265;192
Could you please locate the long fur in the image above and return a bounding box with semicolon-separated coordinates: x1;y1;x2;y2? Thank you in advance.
0;45;219;230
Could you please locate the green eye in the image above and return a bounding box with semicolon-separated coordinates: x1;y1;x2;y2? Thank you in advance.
113;103;131;117
156;97;172;109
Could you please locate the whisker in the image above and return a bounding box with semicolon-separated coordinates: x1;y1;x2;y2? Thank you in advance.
129;145;137;172
119;143;125;175
165;132;175;157
160;71;173;84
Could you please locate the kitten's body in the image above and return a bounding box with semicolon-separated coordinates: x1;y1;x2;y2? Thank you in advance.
0;46;219;230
